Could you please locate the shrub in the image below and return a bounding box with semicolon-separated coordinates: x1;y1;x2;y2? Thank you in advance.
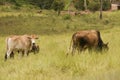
63;14;71;20
73;0;89;11
88;0;111;11
30;0;54;9
73;0;84;10
102;0;111;11
88;1;100;12
51;0;65;15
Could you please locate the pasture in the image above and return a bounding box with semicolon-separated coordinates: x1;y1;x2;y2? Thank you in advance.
0;10;120;80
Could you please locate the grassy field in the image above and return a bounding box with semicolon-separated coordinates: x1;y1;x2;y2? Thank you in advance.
0;10;120;80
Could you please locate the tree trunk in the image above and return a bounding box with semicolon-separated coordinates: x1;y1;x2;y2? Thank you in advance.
58;9;61;16
100;0;103;19
84;0;87;11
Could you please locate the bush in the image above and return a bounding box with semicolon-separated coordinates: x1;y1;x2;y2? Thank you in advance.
102;0;111;11
88;1;100;12
30;0;54;9
88;0;111;11
0;0;5;5
73;0;89;11
63;14;71;20
73;0;84;10
51;0;65;15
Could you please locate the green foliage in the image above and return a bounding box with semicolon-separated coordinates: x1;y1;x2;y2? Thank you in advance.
29;0;54;9
0;0;5;5
0;10;120;35
0;9;120;80
73;0;84;10
62;14;71;20
51;0;65;11
88;0;111;11
88;1;100;12
0;0;112;11
0;27;120;80
51;0;65;15
102;0;111;11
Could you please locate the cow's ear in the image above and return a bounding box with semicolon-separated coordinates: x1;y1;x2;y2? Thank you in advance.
103;42;108;47
106;42;109;45
33;35;39;39
30;34;38;39
35;37;39;39
27;36;32;39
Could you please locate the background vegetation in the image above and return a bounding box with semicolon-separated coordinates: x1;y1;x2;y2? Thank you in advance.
0;10;120;35
0;0;113;11
0;0;120;80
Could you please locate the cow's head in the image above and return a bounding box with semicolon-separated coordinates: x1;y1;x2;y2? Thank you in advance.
30;35;38;45
102;42;109;51
26;34;38;45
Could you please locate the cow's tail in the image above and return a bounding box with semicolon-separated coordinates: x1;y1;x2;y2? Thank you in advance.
66;33;75;56
66;36;73;56
5;37;9;61
6;38;9;51
97;31;103;51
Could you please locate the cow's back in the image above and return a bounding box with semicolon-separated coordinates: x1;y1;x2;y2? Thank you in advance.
73;30;100;48
7;35;32;51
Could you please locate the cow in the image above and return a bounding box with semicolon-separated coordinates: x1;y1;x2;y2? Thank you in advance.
17;35;40;54
4;34;38;61
67;30;108;56
17;44;40;54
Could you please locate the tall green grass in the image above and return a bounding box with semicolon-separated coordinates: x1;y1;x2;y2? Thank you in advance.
0;27;120;80
0;10;120;35
0;10;120;80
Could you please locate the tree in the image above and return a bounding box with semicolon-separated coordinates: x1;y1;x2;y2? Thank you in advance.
100;0;103;19
30;0;54;9
84;0;87;11
88;0;100;12
51;0;65;15
102;0;111;11
73;0;84;10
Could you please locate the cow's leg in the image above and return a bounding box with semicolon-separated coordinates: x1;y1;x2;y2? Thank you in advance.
18;50;20;54
25;50;29;56
4;53;7;61
71;45;76;56
10;51;14;58
27;52;29;56
35;46;40;53
22;50;25;57
79;45;87;54
66;48;70;56
5;49;12;61
79;47;83;53
66;49;70;56
88;47;92;53
78;44;84;54
66;45;72;56
77;47;80;54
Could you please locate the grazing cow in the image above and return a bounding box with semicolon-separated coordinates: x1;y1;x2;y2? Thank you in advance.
67;30;108;55
4;34;38;61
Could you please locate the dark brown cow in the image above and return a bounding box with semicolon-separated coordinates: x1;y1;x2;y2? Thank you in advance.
67;30;108;55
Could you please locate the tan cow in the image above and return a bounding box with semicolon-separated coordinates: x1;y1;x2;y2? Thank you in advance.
4;34;38;61
67;30;108;56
